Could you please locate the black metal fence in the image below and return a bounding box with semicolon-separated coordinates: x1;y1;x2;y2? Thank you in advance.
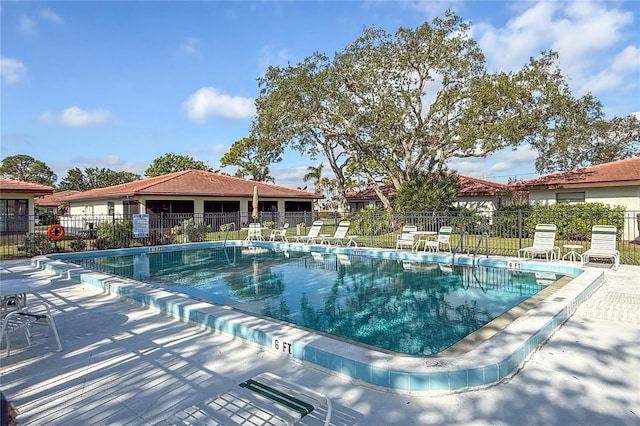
1;210;639;264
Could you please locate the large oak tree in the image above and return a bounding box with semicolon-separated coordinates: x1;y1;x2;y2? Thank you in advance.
245;10;638;213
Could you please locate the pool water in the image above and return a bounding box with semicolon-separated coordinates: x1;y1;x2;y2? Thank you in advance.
71;247;561;356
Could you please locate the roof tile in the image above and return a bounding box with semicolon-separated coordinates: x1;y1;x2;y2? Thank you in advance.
61;170;321;201
513;156;640;189
0;178;54;194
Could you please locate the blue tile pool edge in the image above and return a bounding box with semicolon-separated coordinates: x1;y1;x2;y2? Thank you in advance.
33;241;605;394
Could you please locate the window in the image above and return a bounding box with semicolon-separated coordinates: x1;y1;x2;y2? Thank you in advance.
123;200;139;216
284;201;312;212
146;200;194;214
0;199;29;233
556;192;585;204
204;201;240;213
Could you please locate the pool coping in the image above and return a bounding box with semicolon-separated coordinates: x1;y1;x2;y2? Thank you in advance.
34;241;604;394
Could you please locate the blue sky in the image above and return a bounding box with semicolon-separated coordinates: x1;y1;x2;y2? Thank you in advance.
2;1;639;189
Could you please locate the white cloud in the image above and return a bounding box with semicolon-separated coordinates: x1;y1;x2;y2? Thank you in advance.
475;1;635;94
258;45;295;75
210;144;228;155
271;166;309;188
447;145;540;183
39;106;113;127
18;8;64;35
38;8;64;25
407;0;458;19
0;57;27;84
179;36;201;56
579;46;640;95
55;156;148;180
183;87;255;123
19;14;36;34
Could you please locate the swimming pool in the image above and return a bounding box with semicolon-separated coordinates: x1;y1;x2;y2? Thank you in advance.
38;241;604;392
68;247;560;356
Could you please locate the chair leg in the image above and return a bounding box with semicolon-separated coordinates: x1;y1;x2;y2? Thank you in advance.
43;303;63;352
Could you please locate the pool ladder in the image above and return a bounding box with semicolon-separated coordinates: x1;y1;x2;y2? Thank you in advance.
222;222;236;247
451;231;489;267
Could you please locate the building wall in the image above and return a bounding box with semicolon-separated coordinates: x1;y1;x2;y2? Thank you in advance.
1;192;37;233
528;185;640;240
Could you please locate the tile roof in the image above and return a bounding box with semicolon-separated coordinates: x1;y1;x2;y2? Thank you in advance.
35;190;81;207
513;156;640;190
344;175;508;200
60;170;322;202
0;178;54;195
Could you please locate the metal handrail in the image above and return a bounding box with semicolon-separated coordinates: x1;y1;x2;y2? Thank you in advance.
474;232;490;259
451;230;468;265
223;222;236;247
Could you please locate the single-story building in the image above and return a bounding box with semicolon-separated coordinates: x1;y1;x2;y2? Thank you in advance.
59;169;322;234
513;156;640;240
35;190;81;216
344;175;511;214
0;178;54;235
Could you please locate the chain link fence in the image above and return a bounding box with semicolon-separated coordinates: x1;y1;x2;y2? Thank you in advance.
2;210;639;264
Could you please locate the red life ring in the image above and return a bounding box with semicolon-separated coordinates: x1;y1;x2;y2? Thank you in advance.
47;224;65;241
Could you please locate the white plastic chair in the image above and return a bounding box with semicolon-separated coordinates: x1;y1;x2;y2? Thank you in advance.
396;225;417;251
581;225;620;270
1;301;62;356
269;223;289;242
424;226;452;253
517;224;560;262
246;223;264;241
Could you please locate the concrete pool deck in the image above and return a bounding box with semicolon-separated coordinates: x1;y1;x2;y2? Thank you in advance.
0;258;638;425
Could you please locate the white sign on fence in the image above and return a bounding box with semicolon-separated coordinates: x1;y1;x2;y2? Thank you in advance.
132;214;150;238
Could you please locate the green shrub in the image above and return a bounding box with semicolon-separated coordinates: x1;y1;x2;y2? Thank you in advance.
148;229;176;245
527;203;625;241
180;218;210;242
492;204;533;238
92;238;110;250
349;206;390;236
69;236;87;252
18;232;53;256
95;220;133;248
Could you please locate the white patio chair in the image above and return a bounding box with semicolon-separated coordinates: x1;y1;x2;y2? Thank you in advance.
246;223;264;241
320;221;358;246
396;225;418;251
294;220;323;244
269;223;289;242
517;223;560;262
424;226;452;253
1;301;62;356
581;225;620;270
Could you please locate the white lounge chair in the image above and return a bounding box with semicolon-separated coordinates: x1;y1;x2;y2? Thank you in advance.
517;223;560;262
581;225;620;270
294;220;323;244
320;221;358;246
424;226;452;253
269;223;289;242
246;222;264;241
396;225;418;251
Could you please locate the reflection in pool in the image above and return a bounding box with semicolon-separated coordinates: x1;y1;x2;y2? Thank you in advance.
70;247;562;355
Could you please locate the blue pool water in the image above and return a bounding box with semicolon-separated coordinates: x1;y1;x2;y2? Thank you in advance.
70;247;562;356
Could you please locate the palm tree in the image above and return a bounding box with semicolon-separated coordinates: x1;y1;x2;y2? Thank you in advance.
303;163;324;210
303;163;323;193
